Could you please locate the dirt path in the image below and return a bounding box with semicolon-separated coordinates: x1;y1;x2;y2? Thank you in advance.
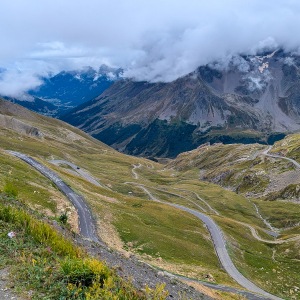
131;163;142;179
252;203;278;234
172;188;219;215
235;220;300;244
149;186;208;212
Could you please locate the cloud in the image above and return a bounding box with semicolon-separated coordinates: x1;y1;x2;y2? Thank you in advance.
0;72;41;100
1;0;300;97
0;68;43;100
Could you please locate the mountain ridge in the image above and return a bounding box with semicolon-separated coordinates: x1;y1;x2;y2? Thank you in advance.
61;50;300;157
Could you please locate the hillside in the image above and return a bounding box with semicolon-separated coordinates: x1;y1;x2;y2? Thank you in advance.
271;133;300;162
0;196;154;300
0;98;299;299
61;50;300;158
0;99;212;299
169;136;300;203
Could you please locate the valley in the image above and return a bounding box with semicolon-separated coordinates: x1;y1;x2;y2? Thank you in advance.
0;99;299;299
2;66;121;117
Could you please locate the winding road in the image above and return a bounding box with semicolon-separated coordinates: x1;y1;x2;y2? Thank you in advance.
7;151;101;244
128;182;282;300
8;150;290;300
263;146;300;169
171;187;219;215
132;163;142;180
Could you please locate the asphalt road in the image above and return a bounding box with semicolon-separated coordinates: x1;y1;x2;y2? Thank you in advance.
167;203;282;300
7;151;100;243
131;183;283;300
173;274;277;300
49;159;102;187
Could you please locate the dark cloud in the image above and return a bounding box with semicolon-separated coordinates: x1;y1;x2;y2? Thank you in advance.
1;0;300;97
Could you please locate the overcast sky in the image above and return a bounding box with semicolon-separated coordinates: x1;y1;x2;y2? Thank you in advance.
1;0;300;98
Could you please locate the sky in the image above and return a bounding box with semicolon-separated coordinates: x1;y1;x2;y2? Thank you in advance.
1;0;300;98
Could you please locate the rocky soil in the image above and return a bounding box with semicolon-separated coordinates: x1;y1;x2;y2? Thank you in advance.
77;235;212;300
0;268;23;300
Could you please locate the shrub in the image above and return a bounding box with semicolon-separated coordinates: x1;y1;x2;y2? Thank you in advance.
145;284;169;300
0;200;169;299
61;258;109;287
59;212;68;224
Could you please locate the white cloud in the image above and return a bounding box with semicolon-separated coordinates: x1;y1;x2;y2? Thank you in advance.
1;0;300;97
0;69;43;100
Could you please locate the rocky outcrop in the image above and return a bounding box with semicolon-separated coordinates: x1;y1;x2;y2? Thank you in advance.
0;114;42;138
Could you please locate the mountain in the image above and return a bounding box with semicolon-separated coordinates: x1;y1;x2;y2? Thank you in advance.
3;65;122;117
61;49;300;158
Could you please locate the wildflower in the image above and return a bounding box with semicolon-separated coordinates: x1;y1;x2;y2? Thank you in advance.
7;231;16;238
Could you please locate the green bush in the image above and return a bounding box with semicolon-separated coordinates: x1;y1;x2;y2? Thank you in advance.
0;203;81;257
59;212;68;224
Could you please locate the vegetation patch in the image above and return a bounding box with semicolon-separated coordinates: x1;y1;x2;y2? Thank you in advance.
0;195;167;299
253;200;300;228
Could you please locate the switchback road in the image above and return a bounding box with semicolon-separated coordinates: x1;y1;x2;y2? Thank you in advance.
8;151;283;299
128;182;283;300
5;152;211;300
49;159;103;187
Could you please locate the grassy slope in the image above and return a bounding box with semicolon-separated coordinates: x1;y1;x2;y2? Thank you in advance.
0;100;299;298
168;142;300;226
0;152;58;213
0;195;162;300
168;143;295;196
215;216;300;298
